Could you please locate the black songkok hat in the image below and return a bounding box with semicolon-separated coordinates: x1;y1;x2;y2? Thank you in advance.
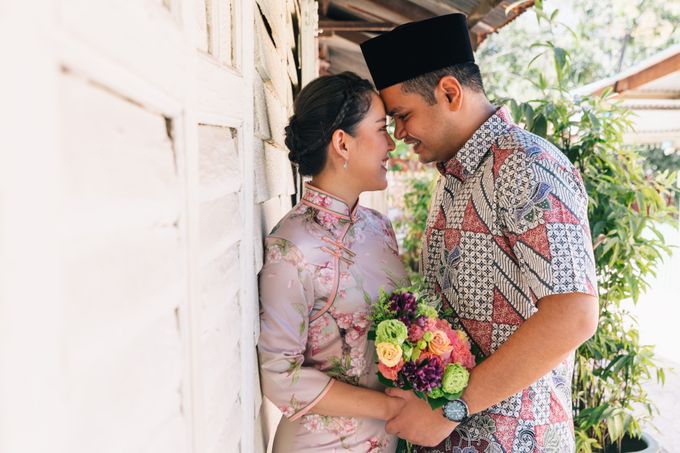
360;13;474;90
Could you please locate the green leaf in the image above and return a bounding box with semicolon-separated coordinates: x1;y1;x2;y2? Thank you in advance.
532;113;548;138
377;372;396;388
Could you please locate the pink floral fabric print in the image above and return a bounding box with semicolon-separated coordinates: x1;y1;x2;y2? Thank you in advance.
258;183;409;453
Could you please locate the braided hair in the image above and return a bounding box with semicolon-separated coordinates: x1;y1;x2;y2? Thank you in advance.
284;72;374;176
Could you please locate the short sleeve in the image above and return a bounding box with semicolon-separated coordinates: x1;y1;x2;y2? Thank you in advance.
257;237;334;420
496;142;598;301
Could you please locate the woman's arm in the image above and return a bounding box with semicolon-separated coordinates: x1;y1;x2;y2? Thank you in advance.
311;379;405;421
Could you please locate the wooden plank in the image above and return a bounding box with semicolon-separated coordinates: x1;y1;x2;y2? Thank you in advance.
254;139;273;204
318;29;371;45
467;0;505;27
197;124;242;199
362;0;433;21
254;76;272;141
58;73;186;452
329;0;414;22
1;2;69;447
195;55;246;122
256;0;294;55
319;19;395;31
214;0;235;66
59;72;180;233
58;0;189;102
614;53;680;93
263;81;291;147
298;0;320;87
255;11;294;107
199;193;242;263
319;0;331;16
196;0;210;52
264;141;296;199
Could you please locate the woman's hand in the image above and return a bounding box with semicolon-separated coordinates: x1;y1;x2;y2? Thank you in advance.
382;392;407;420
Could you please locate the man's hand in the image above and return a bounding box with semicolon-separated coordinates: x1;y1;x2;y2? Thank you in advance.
384;388;457;447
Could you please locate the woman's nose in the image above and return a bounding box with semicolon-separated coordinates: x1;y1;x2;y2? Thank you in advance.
386;133;396;151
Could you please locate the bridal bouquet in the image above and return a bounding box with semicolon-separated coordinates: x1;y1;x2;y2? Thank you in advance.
369;286;476;409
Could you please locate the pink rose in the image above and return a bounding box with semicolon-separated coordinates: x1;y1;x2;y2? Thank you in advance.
436;319;458;344
423;318;437;331
378;358;404;381
450;340;475;369
408;324;424;342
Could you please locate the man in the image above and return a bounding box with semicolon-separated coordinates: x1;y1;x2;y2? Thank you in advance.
361;14;599;452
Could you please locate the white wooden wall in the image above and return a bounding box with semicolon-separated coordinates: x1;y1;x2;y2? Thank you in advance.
252;0;319;448
0;0;317;452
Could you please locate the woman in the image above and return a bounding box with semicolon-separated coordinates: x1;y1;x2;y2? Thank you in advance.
258;72;410;452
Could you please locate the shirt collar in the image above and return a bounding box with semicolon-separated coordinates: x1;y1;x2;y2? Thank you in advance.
301;182;358;223
436;106;514;181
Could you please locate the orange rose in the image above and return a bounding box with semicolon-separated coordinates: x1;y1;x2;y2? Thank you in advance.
428;330;453;356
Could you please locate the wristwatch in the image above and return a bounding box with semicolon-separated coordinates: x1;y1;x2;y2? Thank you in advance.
442;398;470;423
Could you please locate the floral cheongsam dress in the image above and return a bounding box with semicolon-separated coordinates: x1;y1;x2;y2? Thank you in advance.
258;183;409;453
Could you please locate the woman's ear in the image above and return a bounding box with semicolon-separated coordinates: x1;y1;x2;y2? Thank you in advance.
438;75;463;112
329;129;350;161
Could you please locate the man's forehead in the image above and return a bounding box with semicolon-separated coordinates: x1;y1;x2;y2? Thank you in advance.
379;85;407;114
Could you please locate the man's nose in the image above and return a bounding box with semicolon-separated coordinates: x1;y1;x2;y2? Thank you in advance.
393;119;407;140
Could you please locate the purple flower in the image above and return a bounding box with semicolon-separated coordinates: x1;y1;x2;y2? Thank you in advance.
414;315;429;328
399;356;445;393
389;291;418;324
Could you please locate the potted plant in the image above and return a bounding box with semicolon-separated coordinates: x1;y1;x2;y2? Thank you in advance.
504;8;677;450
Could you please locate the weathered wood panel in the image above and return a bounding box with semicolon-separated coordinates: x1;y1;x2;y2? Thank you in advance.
198;124;242;199
59;71;187;453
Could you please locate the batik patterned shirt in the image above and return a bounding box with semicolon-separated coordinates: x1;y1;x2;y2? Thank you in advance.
258;183;409;453
418;107;597;453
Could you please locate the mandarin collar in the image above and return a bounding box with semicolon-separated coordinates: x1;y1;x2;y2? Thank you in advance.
436;106;514;181
301;182;359;223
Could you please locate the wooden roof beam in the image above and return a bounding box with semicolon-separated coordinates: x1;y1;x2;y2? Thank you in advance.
467;0;505;27
614;52;680;93
318;19;395;32
362;0;434;22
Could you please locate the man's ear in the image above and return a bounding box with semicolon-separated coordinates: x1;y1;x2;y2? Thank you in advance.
329;129;350;161
438;75;463;112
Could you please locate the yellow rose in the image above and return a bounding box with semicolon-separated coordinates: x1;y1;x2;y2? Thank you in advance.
376;342;403;367
457;330;469;343
428;330;453;356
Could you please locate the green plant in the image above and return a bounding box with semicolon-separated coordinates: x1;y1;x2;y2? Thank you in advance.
505;6;678;452
396;176;436;278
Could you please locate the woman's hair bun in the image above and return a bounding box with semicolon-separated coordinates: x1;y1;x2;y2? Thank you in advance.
284;72;374;176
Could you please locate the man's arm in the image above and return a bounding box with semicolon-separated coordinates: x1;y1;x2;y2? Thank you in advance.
385;291;598;447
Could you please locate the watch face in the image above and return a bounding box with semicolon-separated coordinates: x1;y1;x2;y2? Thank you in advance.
443;399;468;422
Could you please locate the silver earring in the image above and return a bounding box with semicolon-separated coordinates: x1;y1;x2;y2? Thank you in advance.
343;160;348;170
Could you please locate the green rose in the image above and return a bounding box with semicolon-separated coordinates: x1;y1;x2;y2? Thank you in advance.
428;387;444;399
423;331;434;342
442;363;470;395
375;319;408;345
416;303;438;319
417;339;427;350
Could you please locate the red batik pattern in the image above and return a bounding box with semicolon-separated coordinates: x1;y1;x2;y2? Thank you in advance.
417;108;596;453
